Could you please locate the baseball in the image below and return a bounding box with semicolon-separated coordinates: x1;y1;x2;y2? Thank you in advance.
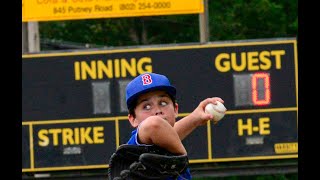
205;101;226;122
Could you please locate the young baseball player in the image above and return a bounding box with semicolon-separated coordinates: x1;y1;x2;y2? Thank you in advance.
125;72;224;179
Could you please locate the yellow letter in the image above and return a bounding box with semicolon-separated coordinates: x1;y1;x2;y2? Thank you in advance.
38;129;49;147
259;117;270;135
97;60;113;79
114;59;120;78
121;58;136;77
74;61;80;80
49;129;62;146
259;51;271;70
247;52;259;71
93;126;104;143
81;61;97;80
232;53;246;71
238;119;253;136
137;57;152;74
74;127;80;144
62;128;74;145
215;53;230;72
80;127;93;144
271;50;285;69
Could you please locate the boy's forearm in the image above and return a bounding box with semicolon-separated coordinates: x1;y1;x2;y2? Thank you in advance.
174;97;224;140
174;113;199;140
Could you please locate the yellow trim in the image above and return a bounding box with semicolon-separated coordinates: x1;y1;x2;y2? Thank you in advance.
29;125;34;169
22;154;297;172
115;117;120;148
22;39;296;58
23;164;109;172
22;107;297;125
294;40;299;129
207;121;212;159
189;154;298;163
22;117;118;125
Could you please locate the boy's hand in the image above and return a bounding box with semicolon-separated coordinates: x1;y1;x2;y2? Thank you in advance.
191;97;225;126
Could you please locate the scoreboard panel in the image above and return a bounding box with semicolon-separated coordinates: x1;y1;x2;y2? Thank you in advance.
22;38;298;172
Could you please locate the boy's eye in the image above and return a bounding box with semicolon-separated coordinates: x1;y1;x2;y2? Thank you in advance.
144;105;151;110
160;101;168;106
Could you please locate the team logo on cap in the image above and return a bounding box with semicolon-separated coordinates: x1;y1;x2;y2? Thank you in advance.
141;74;152;85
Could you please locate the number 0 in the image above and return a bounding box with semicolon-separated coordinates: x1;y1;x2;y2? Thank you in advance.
251;72;271;105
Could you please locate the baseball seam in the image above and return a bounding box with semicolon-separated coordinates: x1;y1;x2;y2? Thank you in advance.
212;106;225;114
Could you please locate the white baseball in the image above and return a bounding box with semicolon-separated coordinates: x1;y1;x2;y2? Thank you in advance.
205;101;227;122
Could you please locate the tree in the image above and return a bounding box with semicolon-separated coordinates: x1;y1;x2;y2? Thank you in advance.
39;0;297;48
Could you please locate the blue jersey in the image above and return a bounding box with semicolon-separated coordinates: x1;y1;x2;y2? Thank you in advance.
127;129;192;180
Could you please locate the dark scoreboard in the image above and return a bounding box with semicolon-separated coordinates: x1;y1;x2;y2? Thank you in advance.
22;38;298;172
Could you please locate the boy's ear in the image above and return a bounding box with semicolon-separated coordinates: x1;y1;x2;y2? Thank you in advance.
128;114;137;127
174;103;179;117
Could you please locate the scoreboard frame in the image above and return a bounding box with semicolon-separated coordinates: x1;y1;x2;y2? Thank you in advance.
22;38;298;172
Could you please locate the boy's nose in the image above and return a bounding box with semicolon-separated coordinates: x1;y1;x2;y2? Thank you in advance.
154;106;163;115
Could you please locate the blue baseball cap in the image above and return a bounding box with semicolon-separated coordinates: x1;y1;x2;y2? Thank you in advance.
126;73;176;109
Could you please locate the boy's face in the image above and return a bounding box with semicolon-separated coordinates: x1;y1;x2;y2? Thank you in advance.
128;90;178;127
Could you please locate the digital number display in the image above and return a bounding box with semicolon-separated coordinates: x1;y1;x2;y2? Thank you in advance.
233;72;271;107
